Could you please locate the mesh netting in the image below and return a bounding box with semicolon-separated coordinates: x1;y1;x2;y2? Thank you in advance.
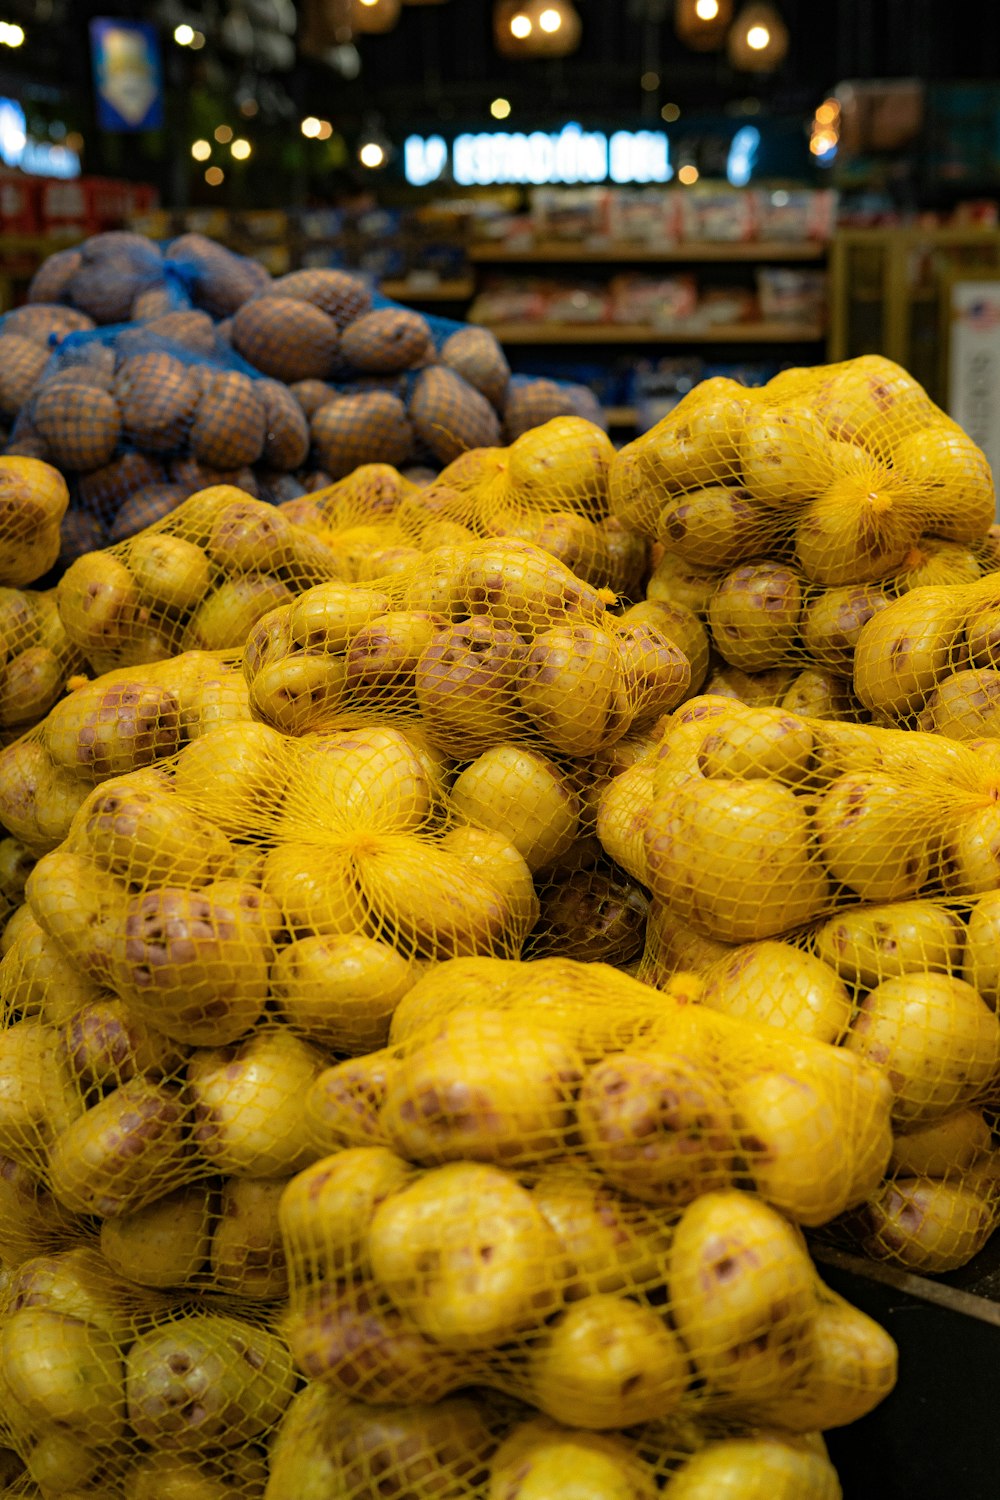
0;587;84;743
0;459;70;589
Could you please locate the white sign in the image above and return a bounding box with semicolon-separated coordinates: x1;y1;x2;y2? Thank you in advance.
949;279;1000;516
404;123;672;188
0;97;81;178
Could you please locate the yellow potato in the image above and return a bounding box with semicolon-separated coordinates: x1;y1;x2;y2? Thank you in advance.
415;617;524;752
918;667;1000;740
621;598;709;694
814;772;939;903
1;913;103;1023
188;1029;326;1177
853;586;966;717
459;538;607;636
794;476;916;586
48;1078;189;1219
0;1020;82;1157
893;425;995;541
595;761;654;884
210;1176;288;1299
966;601;1000;668
488;1419;657;1500
451;745;578;875
307;1054;395;1152
667;1434;842;1500
753;1291;897;1432
702;942;852;1044
781;667;857;720
845;971;1000;1124
122;1451;264;1500
26;847;129;985
263;842;368;937
273;933;413;1053
507;415;615;503
703;662;798;707
739;403;835;506
532;1165;672;1299
22;1428;104;1492
708;563;802;672
639;900;733;988
183;573;293;652
79;775;233;887
696;704;815;784
518;622;628;757
0;1307;124;1439
279;1146;414;1277
802;583;891;677
646;550;718;615
383;1011;582;1166
387;956;517;1045
645;778;829;942
597;516;649;599
344;608;447;694
614;619;690;722
0;645;65;729
58;995;184;1093
658;484;771;571
284;726;435;838
529;1294;687;1429
734;1070;856;1225
962;890;1000;1006
247;650;347;735
368;1161;566;1349
0;1155;78;1264
127;534;212;614
863;1175;996;1272
890;1107;991;1179
100;1185;212;1289
668;1190;815;1399
44;676;182;779
813;900;965;988
172;719;290;834
3;1244;131;1336
56;553;141;656
577;1045;734;1205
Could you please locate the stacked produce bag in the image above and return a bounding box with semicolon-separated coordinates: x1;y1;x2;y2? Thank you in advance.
2;228;1000;1494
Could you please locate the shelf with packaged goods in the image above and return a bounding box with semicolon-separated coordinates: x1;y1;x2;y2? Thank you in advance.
468;240;828;264
379;277;476;302
474;320;826;344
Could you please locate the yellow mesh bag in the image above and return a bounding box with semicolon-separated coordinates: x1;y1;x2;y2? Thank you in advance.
241;537;691;754
0;458;69;590
0;590;85;744
611;359;997;698
0;650;251;854
54;484;346;676
391;418;651;600
853;571;1000;737
278;463;425;583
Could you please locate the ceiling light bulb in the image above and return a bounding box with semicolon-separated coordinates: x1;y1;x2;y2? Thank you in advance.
678;164;699;184
360;141;385;167
539;7;562;31
301;116;321;137
174;23;194;45
510;13;532;37
231;138;251;159
191;139;211;160
746;23;770;48
491;97;511;119
695;0;719;16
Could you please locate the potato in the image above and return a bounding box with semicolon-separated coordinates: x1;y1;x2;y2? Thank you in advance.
210;1177;288;1298
845;972;1000;1124
961;890;1000;1008
388;957;516;1045
460;538;607;635
189;1029;325;1178
79;776;233;887
890;1107;991;1179
285;726;435;839
794;473;916;587
531;1166;671;1301
262;843;367;938
307;1055;395;1152
44;677;181;779
56;553;141;657
0;1020;82;1157
752;1291;898;1432
742;400;835;500
126;1315;294;1450
814;772;939;903
658;484;769;572
110;884;270;1046
621;599;708;694
668;1190;815;1399
966;600;1000;669
48;1078;189;1217
596;516;649;599
780;667;857;720
702;943;852;1044
383;1011;581;1167
410;366;501;463
734;1070;856;1225
645;779;829;943
488;1419;656;1500
696;704;814;784
917;666;1000;740
646;550;718;615
441;324;510;406
122;1451;266;1500
100;1186;212;1289
813;900;964;988
0;1306;124;1438
708;563;803;672
802;584;890;676
507;415;614;503
0;1154;78;1263
518;623;628;756
2;914;104;1025
863;1176;996;1272
26;847;129;986
450;745;579;873
285;1277;466;1404
853;586;965;717
667;1434;841;1500
58;996;185;1089
128;534;211;614
703;662;798;707
639;900;733;989
183;573;293;652
614;620;690;722
415;617;523;751
3;1243;131;1335
578;1045;733;1205
893;425;995;541
529;1294;687;1429
595;762;654;885
173;719;290;835
0;645;65;729
273;933;412;1054
369;1162;566;1349
279;1146;414;1278
248;650;347;735
529;866;648;966
344;609;447;694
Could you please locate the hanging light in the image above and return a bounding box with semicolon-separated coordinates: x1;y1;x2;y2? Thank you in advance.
728;3;789;71
351;0;401;33
675;0;732;52
494;0;581;59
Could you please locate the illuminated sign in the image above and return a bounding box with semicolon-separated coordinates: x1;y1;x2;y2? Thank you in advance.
0;98;81;178
404;123;672;187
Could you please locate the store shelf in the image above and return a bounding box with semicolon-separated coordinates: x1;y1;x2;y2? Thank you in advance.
380;277;475;301
469;240;827;263
603;405;638;426
475;320;825;344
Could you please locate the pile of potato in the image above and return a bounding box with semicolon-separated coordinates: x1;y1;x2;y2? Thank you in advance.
608;358;997;714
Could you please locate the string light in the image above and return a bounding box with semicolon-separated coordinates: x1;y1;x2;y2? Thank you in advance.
695;0;719;16
809;96;840;162
641;70;660;91
359;141;386;167
0;21;25;46
316;119;333;139
301;117;322;137
240;99;259;118
173;23;194;44
188;30;205;49
205;166;224;185
191;139;211;161
214;125;233;143
538;6;561;29
510;12;532;36
491;97;511;119
231;138;251;160
678;164;699;184
746;23;770;48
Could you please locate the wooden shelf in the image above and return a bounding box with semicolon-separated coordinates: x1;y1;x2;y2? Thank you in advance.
380;277;475;302
469;240;827;264
474;320;825;344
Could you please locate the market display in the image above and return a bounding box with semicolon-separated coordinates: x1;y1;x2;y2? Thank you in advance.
3;223;1000;1497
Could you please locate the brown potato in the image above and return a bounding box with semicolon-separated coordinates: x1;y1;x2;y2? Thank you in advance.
529;866;648;966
